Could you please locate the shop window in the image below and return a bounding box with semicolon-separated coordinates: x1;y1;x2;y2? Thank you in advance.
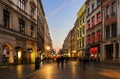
3;9;10;28
2;46;10;64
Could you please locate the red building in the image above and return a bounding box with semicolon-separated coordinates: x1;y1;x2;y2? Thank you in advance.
86;0;102;60
102;0;119;61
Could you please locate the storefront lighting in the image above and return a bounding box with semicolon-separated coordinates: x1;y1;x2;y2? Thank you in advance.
18;51;21;58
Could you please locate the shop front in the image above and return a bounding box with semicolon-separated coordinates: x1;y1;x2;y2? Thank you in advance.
89;44;100;61
2;43;14;65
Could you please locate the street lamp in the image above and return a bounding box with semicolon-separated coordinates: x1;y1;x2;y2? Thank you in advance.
72;50;76;57
46;46;50;51
46;46;51;63
46;46;50;57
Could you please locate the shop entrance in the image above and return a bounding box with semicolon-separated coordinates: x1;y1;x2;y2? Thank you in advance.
2;43;13;65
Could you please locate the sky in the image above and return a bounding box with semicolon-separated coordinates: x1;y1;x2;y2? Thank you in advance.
41;0;86;51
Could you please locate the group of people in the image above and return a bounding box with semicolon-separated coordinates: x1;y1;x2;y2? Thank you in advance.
56;56;69;68
79;56;100;70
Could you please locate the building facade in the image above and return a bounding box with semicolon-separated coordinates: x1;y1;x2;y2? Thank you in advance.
102;0;120;62
44;19;53;58
86;0;102;60
62;37;69;56
37;0;45;59
0;0;38;66
75;3;86;58
71;26;76;58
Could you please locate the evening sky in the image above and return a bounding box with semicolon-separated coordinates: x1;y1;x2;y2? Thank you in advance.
41;0;86;51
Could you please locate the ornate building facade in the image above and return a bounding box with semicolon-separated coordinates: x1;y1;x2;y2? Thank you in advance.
102;0;120;62
75;3;86;58
86;0;102;60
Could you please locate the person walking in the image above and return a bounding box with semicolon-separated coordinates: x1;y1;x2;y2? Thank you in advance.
60;56;64;68
57;56;60;68
82;56;88;70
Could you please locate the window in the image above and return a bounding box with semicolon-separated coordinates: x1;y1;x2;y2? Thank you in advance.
97;31;101;41
80;29;82;37
77;31;79;37
92;3;94;11
87;20;90;30
97;0;101;6
87;35;90;44
111;23;117;37
19;18;25;34
30;8;35;18
82;38;84;47
31;25;34;37
82;15;84;23
83;26;85;34
3;9;10;28
106;26;110;39
112;2;116;15
87;8;90;15
92;16;95;26
92;33;95;43
19;0;25;10
106;5;110;17
79;40;81;48
97;12;101;23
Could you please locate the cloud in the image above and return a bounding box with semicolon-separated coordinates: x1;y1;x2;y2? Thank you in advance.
47;3;66;19
46;0;78;19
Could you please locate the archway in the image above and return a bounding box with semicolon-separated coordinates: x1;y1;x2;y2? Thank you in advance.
2;43;14;65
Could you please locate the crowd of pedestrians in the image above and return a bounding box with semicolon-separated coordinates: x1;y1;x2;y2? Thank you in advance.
34;54;100;70
56;56;69;68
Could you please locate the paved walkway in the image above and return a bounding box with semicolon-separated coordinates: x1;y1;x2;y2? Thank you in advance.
26;61;120;79
0;61;120;79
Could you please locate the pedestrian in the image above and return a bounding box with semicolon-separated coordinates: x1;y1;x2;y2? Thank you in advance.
60;56;64;68
82;56;87;70
56;56;60;68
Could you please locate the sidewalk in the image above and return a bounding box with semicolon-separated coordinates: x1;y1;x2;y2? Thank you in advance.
94;61;120;70
0;62;46;79
26;61;120;79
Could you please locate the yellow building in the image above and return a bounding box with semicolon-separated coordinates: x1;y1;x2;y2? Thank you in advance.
75;3;86;57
